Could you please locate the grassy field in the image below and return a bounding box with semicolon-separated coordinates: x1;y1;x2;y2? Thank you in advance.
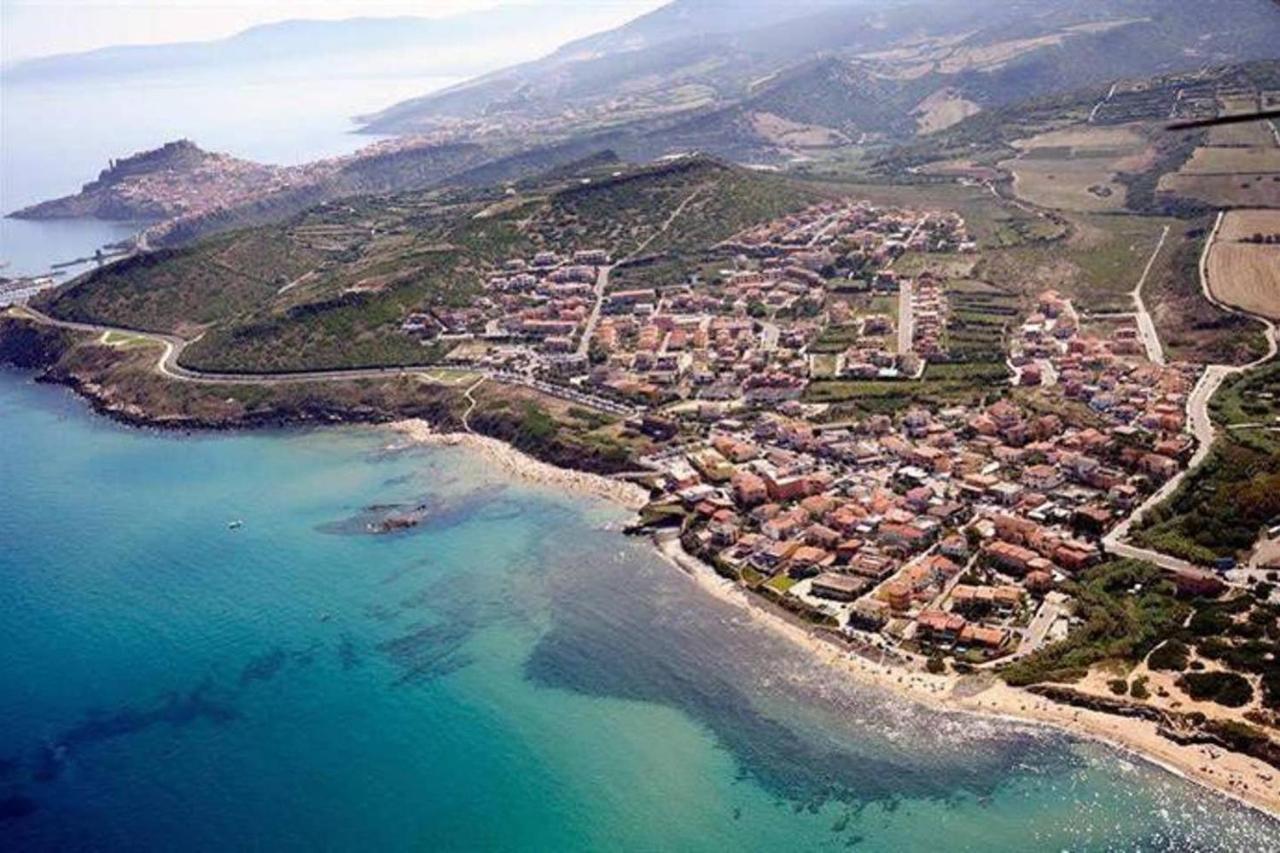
974;212;1170;313
1147;221;1269;365
44;230;320;335
1211;361;1280;428
101;330;162;349
1000;124;1151;213
530;156;820;258
1179;146;1280;175
1158;172;1280;208
804;372;1005;416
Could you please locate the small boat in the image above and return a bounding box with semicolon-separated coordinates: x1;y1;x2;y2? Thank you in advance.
227;520;244;530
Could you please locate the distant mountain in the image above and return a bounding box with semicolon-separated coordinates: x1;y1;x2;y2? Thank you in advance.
2;9;640;83
363;0;1280;154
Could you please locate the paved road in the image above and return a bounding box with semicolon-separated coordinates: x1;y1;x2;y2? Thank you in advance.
1008;594;1069;662
1103;212;1279;573
1131;225;1170;366
575;264;612;358
576;185;703;359
10;305;637;417
897;279;914;358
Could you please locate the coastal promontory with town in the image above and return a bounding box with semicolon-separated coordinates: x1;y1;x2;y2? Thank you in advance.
4;0;1280;821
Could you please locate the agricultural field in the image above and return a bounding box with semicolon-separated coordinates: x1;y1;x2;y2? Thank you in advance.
1158;126;1280;208
1000;124;1152;212
1207;209;1280;321
1157;173;1280;208
1219;208;1280;241
1179;146;1280;175
944;287;1020;362
1207;119;1278;148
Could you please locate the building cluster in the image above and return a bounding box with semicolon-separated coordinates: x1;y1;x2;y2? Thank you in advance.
395;200;970;404
102;153;320;221
580;202;970;405
639;286;1214;665
400;248;611;364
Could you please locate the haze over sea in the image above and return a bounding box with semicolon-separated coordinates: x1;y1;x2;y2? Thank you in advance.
2;374;1280;851
0;64;459;277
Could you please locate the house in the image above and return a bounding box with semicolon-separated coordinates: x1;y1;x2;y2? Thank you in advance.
959;623;1009;651
1169;567;1227;598
940;534;970;561
881;580;912;611
916;610;966;643
1022;464;1064;492
805;524;842;549
1053;541;1098;573
762;513;804;541
731;471;768;507
811;573;871;602
1072;505;1112;535
848;598;890;631
754;539;799;570
787;545;834;578
849;551;898;581
878;522;933;553
983;541;1040;576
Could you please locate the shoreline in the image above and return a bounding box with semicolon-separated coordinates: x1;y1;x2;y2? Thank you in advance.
653;533;1280;820
385;418;651;511
7;367;1277;819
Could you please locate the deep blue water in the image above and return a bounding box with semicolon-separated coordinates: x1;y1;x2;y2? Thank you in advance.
1;372;1278;851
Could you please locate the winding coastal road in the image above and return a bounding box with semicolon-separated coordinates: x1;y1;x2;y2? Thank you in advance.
8;305;638;417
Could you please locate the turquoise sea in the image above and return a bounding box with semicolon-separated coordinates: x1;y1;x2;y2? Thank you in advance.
1;372;1278;851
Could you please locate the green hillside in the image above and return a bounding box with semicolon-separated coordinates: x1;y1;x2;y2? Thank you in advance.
40;156;818;373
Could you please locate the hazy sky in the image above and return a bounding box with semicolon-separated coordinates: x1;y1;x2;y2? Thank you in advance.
1;0;664;62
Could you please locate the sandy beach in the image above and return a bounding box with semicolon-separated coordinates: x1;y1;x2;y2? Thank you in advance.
654;534;1280;819
385;419;651;511
384;418;1279;818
